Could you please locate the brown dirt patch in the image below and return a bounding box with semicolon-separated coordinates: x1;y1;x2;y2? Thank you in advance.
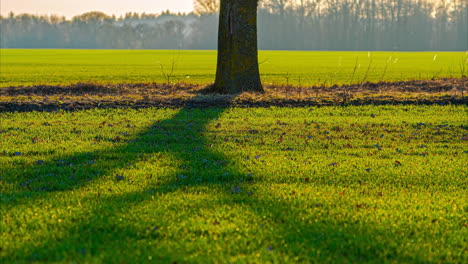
0;78;466;112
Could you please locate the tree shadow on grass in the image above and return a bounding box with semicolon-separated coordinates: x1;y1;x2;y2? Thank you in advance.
1;94;432;263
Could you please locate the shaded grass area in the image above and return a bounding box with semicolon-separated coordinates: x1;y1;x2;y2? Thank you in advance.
1;49;466;87
0;101;467;262
0;78;466;112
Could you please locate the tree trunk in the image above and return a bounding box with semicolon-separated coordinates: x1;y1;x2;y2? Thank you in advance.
212;0;264;94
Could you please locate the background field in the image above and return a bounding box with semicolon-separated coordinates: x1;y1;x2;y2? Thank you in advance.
1;105;467;263
1;49;467;87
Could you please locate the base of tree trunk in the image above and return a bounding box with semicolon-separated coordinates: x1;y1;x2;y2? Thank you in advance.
212;0;264;95
202;82;264;95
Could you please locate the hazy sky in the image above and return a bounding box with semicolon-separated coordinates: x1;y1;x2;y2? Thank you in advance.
0;0;194;18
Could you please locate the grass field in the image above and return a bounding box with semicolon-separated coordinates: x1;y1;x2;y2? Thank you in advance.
1;105;467;263
1;49;467;87
1;49;467;262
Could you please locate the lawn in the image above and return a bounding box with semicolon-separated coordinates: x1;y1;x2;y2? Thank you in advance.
1;105;466;263
0;49;467;87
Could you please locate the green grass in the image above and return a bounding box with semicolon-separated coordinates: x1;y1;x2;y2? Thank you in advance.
1;105;466;263
1;49;467;87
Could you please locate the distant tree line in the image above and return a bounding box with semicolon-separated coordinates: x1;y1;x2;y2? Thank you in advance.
1;0;466;51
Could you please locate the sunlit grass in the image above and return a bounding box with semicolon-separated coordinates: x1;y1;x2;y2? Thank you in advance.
1;105;466;263
0;49;466;87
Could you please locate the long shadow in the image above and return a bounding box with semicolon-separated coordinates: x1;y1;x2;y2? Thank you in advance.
1;94;237;261
1;94;433;262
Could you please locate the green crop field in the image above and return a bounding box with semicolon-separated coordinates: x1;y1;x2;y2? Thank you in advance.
1;49;467;87
1;105;467;263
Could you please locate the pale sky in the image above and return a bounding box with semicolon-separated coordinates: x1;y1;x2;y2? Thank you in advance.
0;0;194;18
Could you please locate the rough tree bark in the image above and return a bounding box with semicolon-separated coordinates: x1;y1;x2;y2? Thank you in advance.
211;0;264;94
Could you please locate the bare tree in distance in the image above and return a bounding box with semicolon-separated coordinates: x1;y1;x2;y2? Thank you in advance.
194;0;220;14
260;0;292;17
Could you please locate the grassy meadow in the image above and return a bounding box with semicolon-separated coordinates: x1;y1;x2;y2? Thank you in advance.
1;49;467;87
1;105;467;263
0;49;467;263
